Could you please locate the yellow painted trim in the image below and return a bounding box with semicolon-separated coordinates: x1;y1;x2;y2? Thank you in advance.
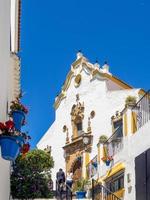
54;58;135;109
123;113;128;136
105;74;133;89
103;163;125;180
92;69;133;89
131;111;137;134
84;152;90;179
138;89;146;96
85;152;90;166
71;57;83;68
54;91;66;109
114;188;125;199
62;71;74;91
97;145;100;163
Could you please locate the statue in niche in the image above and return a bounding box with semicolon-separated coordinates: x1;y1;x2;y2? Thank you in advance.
70;95;84;139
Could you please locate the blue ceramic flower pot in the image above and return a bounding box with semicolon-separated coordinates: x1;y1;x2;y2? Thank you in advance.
92;162;98;168
106;160;111;166
0;136;22;161
12;110;25;131
76;191;86;199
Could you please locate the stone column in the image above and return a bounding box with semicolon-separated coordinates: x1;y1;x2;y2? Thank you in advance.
82;151;90;179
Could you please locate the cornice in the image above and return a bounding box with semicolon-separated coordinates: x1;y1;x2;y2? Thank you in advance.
54;58;134;110
11;53;21;99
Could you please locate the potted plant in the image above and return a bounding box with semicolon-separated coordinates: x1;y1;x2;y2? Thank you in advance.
125;96;137;107
0;120;30;161
99;135;108;144
75;179;88;199
9;95;28;131
20;143;30;158
101;156;113;166
91;161;98;168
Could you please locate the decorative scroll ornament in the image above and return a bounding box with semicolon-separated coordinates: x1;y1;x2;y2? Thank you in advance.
70;95;84;122
63;125;70;144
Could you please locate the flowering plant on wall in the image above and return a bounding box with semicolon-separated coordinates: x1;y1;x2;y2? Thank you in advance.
9;93;28;131
101;145;113;166
0;120;30;139
101;156;113;162
101;156;113;166
20;143;30;157
9;98;28;115
0;120;31;161
0;120;15;134
0;91;31;161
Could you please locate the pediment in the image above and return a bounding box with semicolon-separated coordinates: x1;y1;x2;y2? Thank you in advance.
54;55;133;109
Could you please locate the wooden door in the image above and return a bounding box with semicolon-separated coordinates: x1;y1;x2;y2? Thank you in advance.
147;149;150;200
135;152;147;200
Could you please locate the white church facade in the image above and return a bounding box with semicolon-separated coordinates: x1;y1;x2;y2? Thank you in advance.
37;52;150;200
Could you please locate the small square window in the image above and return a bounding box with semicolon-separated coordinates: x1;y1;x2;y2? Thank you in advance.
76;122;82;131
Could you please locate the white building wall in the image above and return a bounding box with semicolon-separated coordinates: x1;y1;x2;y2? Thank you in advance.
124;121;150;200
0;0;20;199
37;58;142;186
99;112;150;200
0;0;11;199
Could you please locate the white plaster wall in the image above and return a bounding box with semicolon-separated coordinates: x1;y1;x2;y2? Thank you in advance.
99;118;150;200
0;0;16;199
38;63;141;186
0;0;11;121
37;122;66;187
124;121;150;200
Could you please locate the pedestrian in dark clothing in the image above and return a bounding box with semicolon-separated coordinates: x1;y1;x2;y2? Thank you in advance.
56;169;65;199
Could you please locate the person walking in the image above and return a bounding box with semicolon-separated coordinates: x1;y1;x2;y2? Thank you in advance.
66;171;73;189
66;171;73;199
56;169;65;199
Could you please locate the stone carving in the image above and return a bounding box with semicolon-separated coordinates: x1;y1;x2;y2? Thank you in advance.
71;102;84;122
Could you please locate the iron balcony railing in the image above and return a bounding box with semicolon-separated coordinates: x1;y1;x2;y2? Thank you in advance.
132;90;150;130
86;156;98;179
91;179;121;200
103;125;123;157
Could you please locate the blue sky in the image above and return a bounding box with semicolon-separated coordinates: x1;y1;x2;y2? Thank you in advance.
20;0;150;148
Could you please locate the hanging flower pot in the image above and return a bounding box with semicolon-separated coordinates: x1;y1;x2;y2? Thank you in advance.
12;110;25;131
76;191;86;199
92;162;98;168
9;96;28;131
106;160;111;166
0;136;23;161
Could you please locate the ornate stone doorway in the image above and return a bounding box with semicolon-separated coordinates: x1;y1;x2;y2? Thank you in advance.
72;158;82;181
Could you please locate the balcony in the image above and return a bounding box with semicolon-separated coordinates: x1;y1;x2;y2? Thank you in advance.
132;90;150;131
103;126;123;158
86;156;98;179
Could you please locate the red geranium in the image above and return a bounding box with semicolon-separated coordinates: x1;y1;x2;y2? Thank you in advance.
0;122;6;131
5;120;14;129
21;143;30;157
22;105;28;114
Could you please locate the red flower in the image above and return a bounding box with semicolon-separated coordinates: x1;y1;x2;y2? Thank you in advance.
0;122;6;131
5;120;14;130
22;105;28;114
22;119;27;126
101;157;107;161
21;143;30;154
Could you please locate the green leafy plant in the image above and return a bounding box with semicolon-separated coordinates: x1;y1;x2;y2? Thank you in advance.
9;92;28;116
74;178;89;192
99;135;108;144
11;149;54;199
125;96;137;106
